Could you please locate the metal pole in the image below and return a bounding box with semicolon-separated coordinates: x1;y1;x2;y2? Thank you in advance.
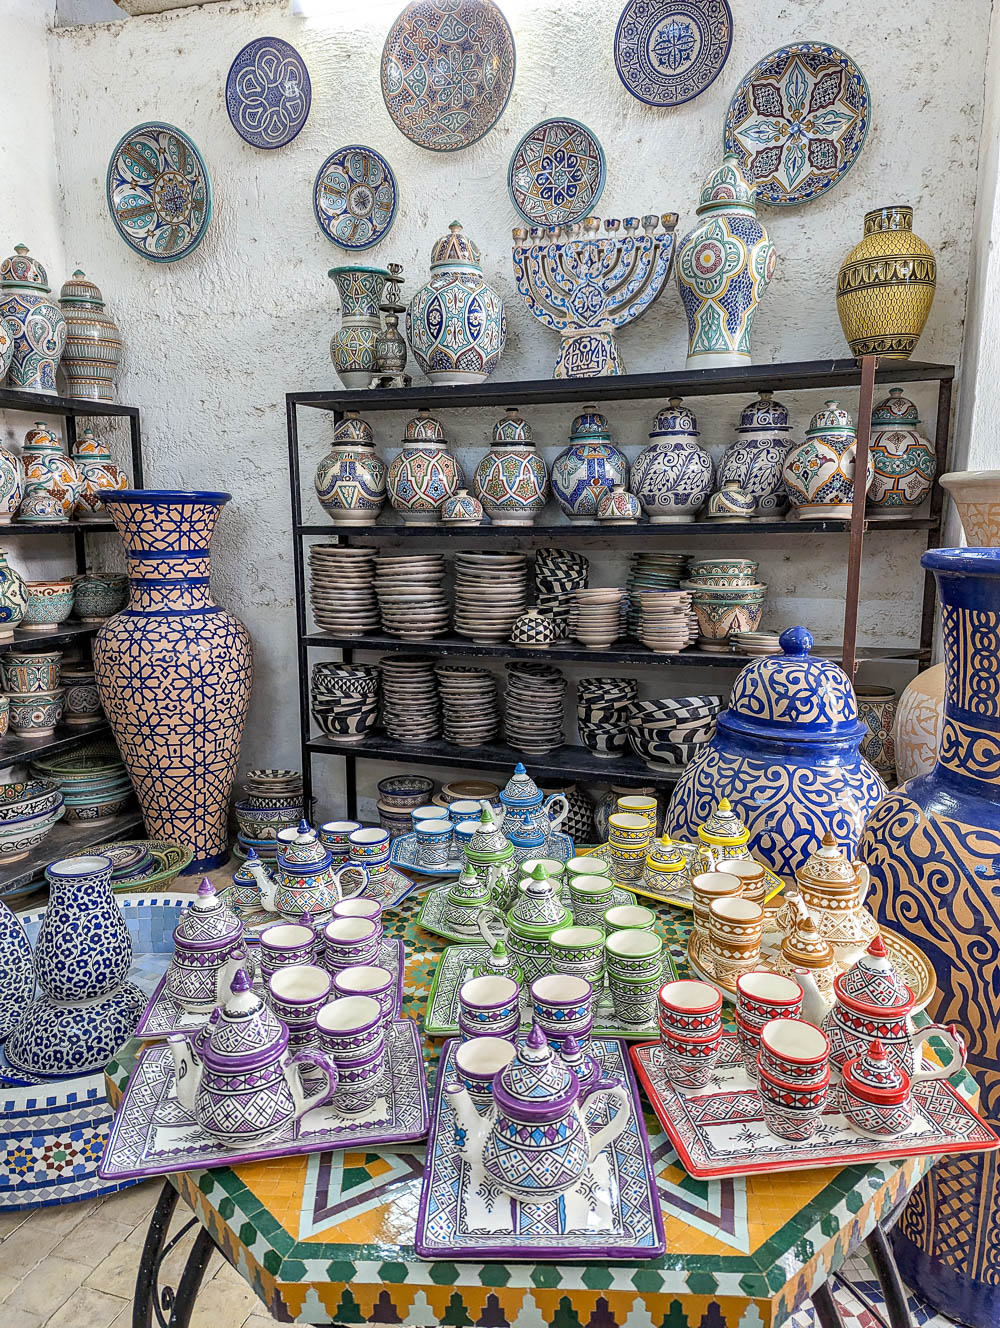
287;396;313;815
917;374;953;665
841;354;877;678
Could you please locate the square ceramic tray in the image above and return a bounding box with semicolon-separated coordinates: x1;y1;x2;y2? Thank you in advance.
98;1018;429;1182
416;881;638;945
630;1035;1000;1179
391;830;574;879
135;938;405;1040
415;1035;665;1261
587;842;785;911
423;942;678;1041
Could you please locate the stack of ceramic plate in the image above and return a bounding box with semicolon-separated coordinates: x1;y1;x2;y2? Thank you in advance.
310;662;380;742
235;768;305;859
30;741;133;825
504;661;567;755
635;590;696;653
568;587;626;650
379;655;441;742
374;554;449;640
576;676;638;759
731;631;782;655
454;551;528;644
439;779;501;806
534;547;588;639
625;552;690;636
308;545;378;637
435;662;501;746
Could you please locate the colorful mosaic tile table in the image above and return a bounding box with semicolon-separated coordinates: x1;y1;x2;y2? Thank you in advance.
108;882;975;1328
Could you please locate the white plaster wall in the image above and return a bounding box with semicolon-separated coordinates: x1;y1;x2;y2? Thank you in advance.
42;0;991;819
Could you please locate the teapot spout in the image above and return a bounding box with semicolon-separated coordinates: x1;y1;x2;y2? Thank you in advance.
167;1032;203;1112
246;856;278;913
444;1082;488;1167
795;968;833;1027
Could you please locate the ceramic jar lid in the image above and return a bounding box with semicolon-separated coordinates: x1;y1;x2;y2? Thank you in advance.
645;835;688;874
277;821;333;874
201;968;287;1069
807;400;855;436
173;877;243;948
697;154;756;213
333;410;375;445
493;1022;577;1118
0;244;51;292
569;406;611;440
649;396;699;439
403;408;447;446
842;1038;910;1103
835;934;913;1011
500;762;543;808
697;797;748;848
72;426;113;464
59;269;106;307
795;830;862;891
429;220;482;270
493;407;533;446
871;387;921;427
24;421;62;454
738;390;789;432
466;804;513;858
780;897;834;971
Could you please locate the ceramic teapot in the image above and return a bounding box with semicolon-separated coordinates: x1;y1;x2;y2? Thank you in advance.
444;1022;630;1202
246;820;365;921
696;797;751;871
498;764;569;858
794;831;879;968
770;895;838;1014
479;864;571;984
444;866;494;936
464;802;519;911
165;878;256;1012
167;970;337;1146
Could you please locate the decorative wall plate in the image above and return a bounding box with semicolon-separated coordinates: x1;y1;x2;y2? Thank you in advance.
106;122;212;262
508;118;606;227
631;1037;999;1180
724;43;871;206
614;0;733;107
225;36;311;150
313;146;398;250
381;0;516;152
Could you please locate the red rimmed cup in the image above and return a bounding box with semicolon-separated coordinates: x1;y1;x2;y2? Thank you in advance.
656;1023;723;1090
735;971;803;1029
758;1018;830;1087
757;1059;830;1140
657;978;723;1036
735;1010;764;1080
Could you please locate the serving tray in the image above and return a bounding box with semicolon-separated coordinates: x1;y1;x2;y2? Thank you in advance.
416;880;638;945
588;842;785;911
391;830;574;879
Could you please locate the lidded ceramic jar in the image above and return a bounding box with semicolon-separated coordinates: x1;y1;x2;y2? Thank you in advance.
441;489;483;525
0;552;27;640
18;421;83;523
407;221;506;385
632;398;714;523
867;388;936;513
706;482;755;521
165;877;252;1012
782;401;873;519
58;270;123;402
597;485;641;525
551;407;629;523
0;442;23;524
0;320;14;382
386;409;464;523
837;205;936;359
71;427;129;519
0;245;67;394
314;410;387;526
717;391;793;519
473;408;549;525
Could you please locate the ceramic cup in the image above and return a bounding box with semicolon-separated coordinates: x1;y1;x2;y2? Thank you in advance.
549;925;605;986
691;871;742;937
411;804;442;829
758;1018;830;1087
458;974;521;1042
448;799;482;825
259;921;319;979
348;826;391;860
735;971;803;1027
608;842;648;884
723;857;768;906
322;917;381;974
320;820;362;861
657;1024;723;1090
657;979;723;1036
332;896;384;941
608;972;660;1026
616;795;657;830
529;974;594;1052
758;1062;830;1141
332;964;395;1027
329;1038;387;1115
453;819;480;853
735;1011;765;1080
708;896;765;985
316;993;384;1063
416;818;453;867
603;903;657;932
566;856;609;881
454;1036;518;1110
267;964;332;1050
605;928;664;981
569;874;616;927
608;812;653;846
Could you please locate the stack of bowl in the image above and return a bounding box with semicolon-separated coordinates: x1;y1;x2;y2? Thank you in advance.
535;547;589;638
311;662;380;742
625;552;689;637
576;676;638;759
309;545;378;637
454;551;528;645
376;774;435;840
568;587;625;650
31;741;133;824
731;630;782;656
0;777;64;862
379;655;441;742
375;554;449;641
634;591;696;653
682;558;767;653
1;649;66;738
627;694;723;771
235;768;304;861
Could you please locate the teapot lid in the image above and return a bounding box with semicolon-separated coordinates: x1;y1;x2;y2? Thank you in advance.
796;831;862;889
174;877;243;947
0;244;51;293
842;1037;910;1103
649;396;700;439
72;426;113;463
511;865;569;929
697;796;748;848
697;154;756;213
277;820;332;873
501;762;543;808
780;897;834;971
738;390;789;432
333;410;375;445
467;802;514;858
59;269;106;307
429;220;482;270
807;400;855;436
203;968;286;1069
493;1022;577;1120
871;386;920;427
570;405;611;439
835;934;913;1011
494;407;533;446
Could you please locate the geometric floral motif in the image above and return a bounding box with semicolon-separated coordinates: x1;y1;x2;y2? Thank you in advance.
106;123;212;263
226;37;311;151
614;0;733;108
508;119;606;227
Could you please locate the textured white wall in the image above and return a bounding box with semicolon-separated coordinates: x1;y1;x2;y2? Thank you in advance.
40;0;991;819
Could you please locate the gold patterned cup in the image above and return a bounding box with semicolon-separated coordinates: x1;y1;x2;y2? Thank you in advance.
691;871;742;937
708;896;764;985
723;858;768;906
608;812;653;846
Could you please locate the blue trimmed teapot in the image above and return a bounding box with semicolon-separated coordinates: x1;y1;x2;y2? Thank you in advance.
246;820;366;921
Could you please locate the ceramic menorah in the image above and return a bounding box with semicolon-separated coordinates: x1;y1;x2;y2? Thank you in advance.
511;213;678;378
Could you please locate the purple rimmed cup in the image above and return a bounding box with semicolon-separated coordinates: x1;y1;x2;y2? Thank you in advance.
259;920;318;979
332;964;395;1026
329;1039;386;1115
458;974;521;1043
332;896;384;940
454;1036;518;1109
316;994;383;1062
529;974;594;1052
322;917;380;973
267;964;332;1051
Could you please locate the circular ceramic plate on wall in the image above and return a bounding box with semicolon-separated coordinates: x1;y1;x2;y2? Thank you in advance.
225;36;312;150
507;117;606;227
614;0;733;107
313;146;398;250
381;0;515;152
724;42;871;206
106;122;212;263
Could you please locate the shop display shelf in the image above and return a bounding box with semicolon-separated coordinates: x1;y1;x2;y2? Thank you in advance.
296;516;939;538
0;621;104;653
2;719;114;766
0;807;145;902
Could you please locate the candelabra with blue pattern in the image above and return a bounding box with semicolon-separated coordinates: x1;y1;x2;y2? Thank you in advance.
511;213;678;378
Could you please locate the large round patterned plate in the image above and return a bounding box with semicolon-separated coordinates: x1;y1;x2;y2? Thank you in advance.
724;43;870;206
225;36;311;150
381;0;515;152
313;145;398;250
614;0;732;107
507;117;606;227
106;122;212;263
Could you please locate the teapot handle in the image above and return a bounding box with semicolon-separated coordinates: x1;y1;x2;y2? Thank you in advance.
335;861;370;900
286;1048;339;1120
581;1075;631;1162
911;1023;967;1084
543;793;569;831
478;905;505;948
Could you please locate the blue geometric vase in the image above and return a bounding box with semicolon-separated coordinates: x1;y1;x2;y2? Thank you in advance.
861;547;1000;1328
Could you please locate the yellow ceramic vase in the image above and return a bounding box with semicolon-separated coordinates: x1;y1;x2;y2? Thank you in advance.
836;205;936;359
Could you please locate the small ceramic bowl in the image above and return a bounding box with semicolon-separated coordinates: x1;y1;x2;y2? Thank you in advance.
22;581;74;630
376;774;435;808
72;573;128;621
1;650;62;692
7;687;65;735
0;777;62;821
61;791;135;824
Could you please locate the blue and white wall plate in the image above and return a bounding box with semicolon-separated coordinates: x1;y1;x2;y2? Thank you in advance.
614;0;733;107
226;36;312;150
314;145;398;250
507;117;606;227
106;122;212;263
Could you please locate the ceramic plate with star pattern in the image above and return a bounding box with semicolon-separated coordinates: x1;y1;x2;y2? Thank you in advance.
106;122;212;263
614;0;733;107
313;145;398;249
507;117;606;226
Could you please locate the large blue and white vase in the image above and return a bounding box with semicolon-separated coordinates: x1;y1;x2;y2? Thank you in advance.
473;408;549;526
665;626;886;881
675;155;775;369
717;391;793;519
407;221;505;385
329;265;389;389
631;397;714;522
551;407;629;523
783;400;873;520
860;548;1000;1328
0;900;33;1041
94;491;253;872
0;245;67;394
314;409;386;526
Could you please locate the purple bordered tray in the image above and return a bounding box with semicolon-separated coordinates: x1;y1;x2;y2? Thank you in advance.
98;1017;428;1183
415;1035;665;1261
135;938;404;1040
631;1035;1000;1180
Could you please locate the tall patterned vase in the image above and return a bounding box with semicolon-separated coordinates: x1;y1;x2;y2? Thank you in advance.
860;548;1000;1328
329;265;389;389
675;155;775;370
93;491;253;872
717;391;793;520
0;245;67;394
58;270;124;402
837;205;936;359
407;221;506;385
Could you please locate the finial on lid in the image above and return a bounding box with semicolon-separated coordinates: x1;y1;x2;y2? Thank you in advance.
868;935;888;958
231;968;252;994
245;847;259;863
526;1022;547;1051
779;626;814;656
197;877;214;897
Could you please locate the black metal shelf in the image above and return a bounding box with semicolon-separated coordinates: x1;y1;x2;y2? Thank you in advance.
0;621;103;654
2;719;113;766
0;808;144;902
297;516;939;539
2;519;116;534
0;387;140;419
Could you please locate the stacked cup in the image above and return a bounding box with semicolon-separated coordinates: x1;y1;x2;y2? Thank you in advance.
549;925;605;986
343;827;393;898
316;994;386;1115
567;873;616;929
322;916;381;973
757;1018;831;1141
607;812;653;883
605;928;664;1024
707;895;765;986
267;965;332;1052
454;1036;518;1109
656;979;723;1089
415;817;453;867
734;971;803;1079
458;975;521;1042
529;974;594;1052
690;870;742;940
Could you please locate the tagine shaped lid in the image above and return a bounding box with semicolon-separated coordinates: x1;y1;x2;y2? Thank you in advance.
795;830;862;891
333;410;375;445
72;426;114;464
511;864;570;928
780;896;834;971
203;968;286;1067
277;820;333;874
429;220;482;270
403;408;447;446
494;407;533;446
569;405;612;441
0;244;51;292
59;269;106;307
646;834;688;874
697;796;749;848
24;421;63;454
738;389;789;432
649;396;700;440
174;877;243;945
493;1022;577;1117
501;762;544;809
807;400;855;436
697;154;756;213
837;935;913;1009
871;386;921;427
842;1037;910;1102
467;802;514;859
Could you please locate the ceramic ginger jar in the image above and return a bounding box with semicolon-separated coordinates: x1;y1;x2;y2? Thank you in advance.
675;155;775;370
314;410;387;526
893;661;945;782
782;401;872;519
72;427;129;519
666;626;886;882
58;270;123;402
0;444;23;524
865;388;936;513
0;552;27;640
19;421;84;523
473;408;549;525
386;409;463;523
551;407;629;523
329;265;389;389
165;876;251;1012
407;221;505;385
837;205;936;359
632;397;714;523
717;391;793;519
0;245;67;394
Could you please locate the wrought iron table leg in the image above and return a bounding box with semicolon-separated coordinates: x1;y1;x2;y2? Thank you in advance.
812;1281;847;1328
132;1180;211;1328
866;1224;915;1328
166;1226;216;1328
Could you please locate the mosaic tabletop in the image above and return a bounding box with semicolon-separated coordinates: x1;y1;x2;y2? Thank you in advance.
106;878;975;1328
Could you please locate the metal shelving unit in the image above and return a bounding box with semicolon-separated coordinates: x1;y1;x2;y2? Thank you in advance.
286;357;955;818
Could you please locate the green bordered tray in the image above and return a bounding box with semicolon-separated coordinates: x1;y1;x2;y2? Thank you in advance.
416;881;638;945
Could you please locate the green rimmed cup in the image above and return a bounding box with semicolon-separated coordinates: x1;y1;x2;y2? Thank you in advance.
607;970;661;1025
568;873;615;928
605;927;663;981
603;903;657;932
550;925;605;985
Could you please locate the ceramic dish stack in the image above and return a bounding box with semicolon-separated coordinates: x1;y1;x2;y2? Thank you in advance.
454;551;528;644
625;552;690;637
534;547;588;639
504;661;566;755
30;741;133;825
439;779;501;807
377;774;435;840
568;587;625;649
635;590;696;653
0;776;64;864
682;558;767;653
234;768;305;860
435;662;501;746
731;631;783;656
379;655;441;743
375;554;449;641
576;676;638;758
627;694;723;771
308;544;378;637
74;838;194;892
310;661;380;742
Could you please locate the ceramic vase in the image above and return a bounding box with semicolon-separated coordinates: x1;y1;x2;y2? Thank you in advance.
386;410;463;523
717;391;793;519
782;401;872;519
675;155;775;370
0;319;14;381
0;445;23;523
632;397;713;523
854;683;897;781
33;855;132;1001
0;245;67;394
0;552;27;641
0;900;34;1040
940;471;1000;545
314;410;387;526
407;221;505;385
837;205;936;359
474;408;549;525
893;662;945;782
551;408;629;523
860;548;1000;1326
93;491;253;872
72;427;129;519
867;389;936;513
58;270;123;402
329;265;389;389
666;626;886;881
19;421;84;523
